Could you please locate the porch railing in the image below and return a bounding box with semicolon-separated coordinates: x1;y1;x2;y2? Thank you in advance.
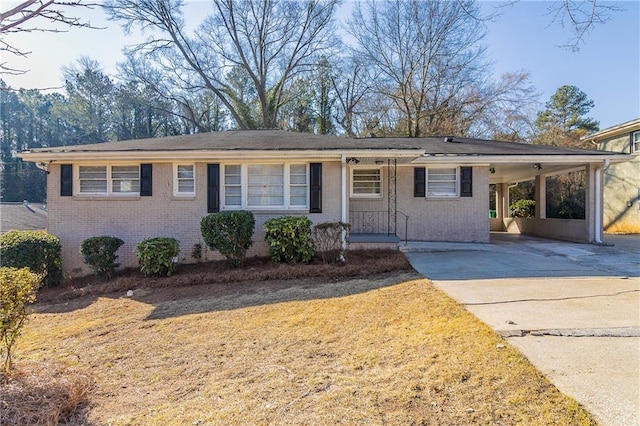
349;211;390;234
349;210;409;245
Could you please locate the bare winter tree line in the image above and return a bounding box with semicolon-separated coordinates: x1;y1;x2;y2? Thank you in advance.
0;0;613;202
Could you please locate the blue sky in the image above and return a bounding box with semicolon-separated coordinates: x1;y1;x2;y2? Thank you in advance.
3;0;639;130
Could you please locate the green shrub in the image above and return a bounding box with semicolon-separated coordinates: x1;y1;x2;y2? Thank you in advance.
134;237;180;277
80;236;125;279
0;230;62;287
0;267;40;374
556;199;585;219
264;216;315;264
313;221;350;264
201;211;255;268
510;199;536;218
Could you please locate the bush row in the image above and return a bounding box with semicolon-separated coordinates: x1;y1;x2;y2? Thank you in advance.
0;214;350;282
0;230;62;287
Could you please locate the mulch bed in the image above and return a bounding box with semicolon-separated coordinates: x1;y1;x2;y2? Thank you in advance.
37;249;414;306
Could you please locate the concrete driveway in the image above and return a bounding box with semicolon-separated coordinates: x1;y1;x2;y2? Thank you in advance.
403;233;640;426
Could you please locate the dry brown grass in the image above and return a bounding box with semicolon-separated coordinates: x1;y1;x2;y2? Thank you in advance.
12;250;595;425
0;362;92;425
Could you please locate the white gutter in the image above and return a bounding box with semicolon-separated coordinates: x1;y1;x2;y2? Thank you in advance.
593;159;610;244
341;155;348;252
17;149;425;163
414;154;631;165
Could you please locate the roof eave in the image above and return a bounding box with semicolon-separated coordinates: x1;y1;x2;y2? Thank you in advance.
17;149;426;163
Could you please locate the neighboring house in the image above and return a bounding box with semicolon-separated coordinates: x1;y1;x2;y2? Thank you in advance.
0;201;48;234
583;118;640;234
18;130;629;276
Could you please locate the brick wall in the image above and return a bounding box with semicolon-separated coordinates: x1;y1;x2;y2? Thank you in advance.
348;165;489;243
48;161;488;276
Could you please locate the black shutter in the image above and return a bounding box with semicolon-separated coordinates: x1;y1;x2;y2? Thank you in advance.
60;164;73;196
207;163;220;213
309;163;322;213
140;164;153;196
414;167;425;197
460;167;472;197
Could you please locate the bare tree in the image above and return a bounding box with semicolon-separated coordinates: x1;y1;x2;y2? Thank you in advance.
0;0;99;74
330;59;373;137
547;0;623;51
348;0;489;137
490;0;624;52
105;0;338;130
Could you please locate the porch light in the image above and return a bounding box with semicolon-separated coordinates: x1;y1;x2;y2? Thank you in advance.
533;163;542;170
489;167;495;174
346;157;360;164
375;160;384;165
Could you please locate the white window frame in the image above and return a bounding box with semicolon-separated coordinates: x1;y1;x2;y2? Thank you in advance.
350;166;383;199
173;163;196;197
633;131;640;154
221;162;309;210
426;167;459;198
76;164;140;196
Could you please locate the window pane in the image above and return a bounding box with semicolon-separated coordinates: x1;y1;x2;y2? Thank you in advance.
80;180;108;193
112;165;140;193
175;164;195;194
177;165;194;179
427;168;457;196
178;180;194;192
224;165;241;205
79;166;107;193
79;166;107;180
353;182;381;194
352;169;381;195
248;164;284;206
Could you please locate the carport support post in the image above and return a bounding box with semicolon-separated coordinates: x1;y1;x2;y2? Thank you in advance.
535;174;546;219
585;163;599;243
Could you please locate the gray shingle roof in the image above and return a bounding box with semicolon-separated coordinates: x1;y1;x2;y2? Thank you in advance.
21;129;617;157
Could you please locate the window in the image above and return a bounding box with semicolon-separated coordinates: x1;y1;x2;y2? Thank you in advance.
222;163;308;209
633;131;640;153
248;164;284;206
426;167;458;197
224;165;242;207
289;164;308;207
79;166;107;194
78;165;140;195
78;165;140;196
174;164;195;196
351;167;382;198
112;166;140;193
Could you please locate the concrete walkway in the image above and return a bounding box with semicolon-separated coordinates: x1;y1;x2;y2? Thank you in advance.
403;233;640;426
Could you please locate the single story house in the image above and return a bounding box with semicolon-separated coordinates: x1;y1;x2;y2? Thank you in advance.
582;118;640;234
18;130;629;276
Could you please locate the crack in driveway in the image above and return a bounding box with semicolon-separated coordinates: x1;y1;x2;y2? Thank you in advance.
463;289;639;306
499;326;640;338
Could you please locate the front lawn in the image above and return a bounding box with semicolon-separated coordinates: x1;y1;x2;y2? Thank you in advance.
10;251;594;424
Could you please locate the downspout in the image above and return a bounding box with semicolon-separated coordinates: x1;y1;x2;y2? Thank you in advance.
594;159;609;244
341;155;348;251
506;182;518;217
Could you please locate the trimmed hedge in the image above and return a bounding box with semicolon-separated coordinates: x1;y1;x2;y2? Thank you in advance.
201;211;255;268
135;237;180;277
80;236;125;279
0;267;40;374
0;230;62;287
264;216;315;264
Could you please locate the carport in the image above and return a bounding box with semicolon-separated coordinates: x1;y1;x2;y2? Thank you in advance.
487;155;629;244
